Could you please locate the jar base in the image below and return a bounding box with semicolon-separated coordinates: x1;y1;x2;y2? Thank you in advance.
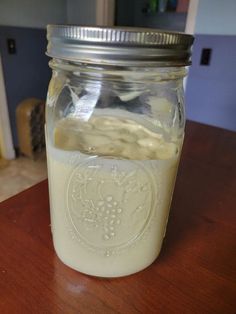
53;245;161;278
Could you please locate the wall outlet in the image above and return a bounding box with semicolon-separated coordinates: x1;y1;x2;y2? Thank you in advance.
7;38;16;54
200;48;212;66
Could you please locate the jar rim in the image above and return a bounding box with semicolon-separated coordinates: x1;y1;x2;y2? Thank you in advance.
46;25;194;67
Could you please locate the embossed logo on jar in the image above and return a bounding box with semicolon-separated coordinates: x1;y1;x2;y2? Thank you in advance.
67;158;156;254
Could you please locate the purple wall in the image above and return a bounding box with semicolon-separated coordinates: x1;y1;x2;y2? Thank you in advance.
186;34;236;131
0;26;51;146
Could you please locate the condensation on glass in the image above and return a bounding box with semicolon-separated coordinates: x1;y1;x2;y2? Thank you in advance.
46;25;194;277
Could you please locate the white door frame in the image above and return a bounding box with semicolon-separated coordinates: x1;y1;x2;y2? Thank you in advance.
183;0;199;91
96;0;115;26
0;55;15;160
185;0;199;34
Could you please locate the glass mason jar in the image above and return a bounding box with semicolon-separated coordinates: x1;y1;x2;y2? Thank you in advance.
46;25;193;277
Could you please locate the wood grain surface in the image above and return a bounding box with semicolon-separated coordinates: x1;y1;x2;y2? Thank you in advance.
0;121;236;314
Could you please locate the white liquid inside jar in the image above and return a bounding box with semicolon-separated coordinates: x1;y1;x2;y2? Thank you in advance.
46;113;182;277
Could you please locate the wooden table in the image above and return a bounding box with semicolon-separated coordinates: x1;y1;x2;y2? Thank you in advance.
0;121;236;314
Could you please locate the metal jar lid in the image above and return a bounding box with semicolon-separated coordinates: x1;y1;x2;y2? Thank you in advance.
46;25;194;67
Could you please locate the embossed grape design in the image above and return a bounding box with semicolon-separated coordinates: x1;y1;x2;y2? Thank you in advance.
67;158;155;253
71;186;123;241
95;196;122;240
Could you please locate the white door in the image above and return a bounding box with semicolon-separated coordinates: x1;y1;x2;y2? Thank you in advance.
0;55;15;160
